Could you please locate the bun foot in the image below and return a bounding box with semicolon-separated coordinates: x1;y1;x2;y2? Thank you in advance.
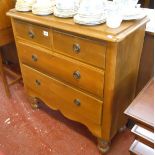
97;138;110;154
29;97;40;109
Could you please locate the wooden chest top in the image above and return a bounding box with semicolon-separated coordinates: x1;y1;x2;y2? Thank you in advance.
125;79;154;130
7;9;149;42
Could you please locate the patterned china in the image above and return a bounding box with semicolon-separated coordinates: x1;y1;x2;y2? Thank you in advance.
15;0;36;12
32;0;55;15
54;0;77;18
15;0;146;28
74;0;105;25
112;0;145;20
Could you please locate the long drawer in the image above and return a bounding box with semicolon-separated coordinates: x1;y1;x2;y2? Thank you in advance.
18;42;104;98
13;19;52;49
53;30;106;69
22;65;103;125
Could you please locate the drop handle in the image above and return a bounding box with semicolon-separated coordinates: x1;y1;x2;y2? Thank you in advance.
74;99;81;106
32;54;38;62
73;71;81;80
28;31;35;39
73;43;80;53
35;80;41;86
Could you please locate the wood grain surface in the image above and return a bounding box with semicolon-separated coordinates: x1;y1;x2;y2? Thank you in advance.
8;10;148;151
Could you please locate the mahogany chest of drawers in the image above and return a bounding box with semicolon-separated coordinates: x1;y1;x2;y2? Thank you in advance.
7;9;148;153
125;79;154;155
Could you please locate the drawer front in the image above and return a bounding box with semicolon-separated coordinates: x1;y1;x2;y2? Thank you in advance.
22;65;103;125
18;42;104;98
53;30;106;69
13;19;52;49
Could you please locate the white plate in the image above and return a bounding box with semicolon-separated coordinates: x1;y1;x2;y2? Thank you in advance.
32;8;53;14
123;8;146;20
78;13;103;19
54;8;76;18
32;6;54;15
32;10;53;15
123;13;146;20
15;6;32;11
55;8;75;12
74;14;106;25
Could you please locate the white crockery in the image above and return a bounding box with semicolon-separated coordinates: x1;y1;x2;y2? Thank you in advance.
74;0;105;25
56;0;75;10
78;0;104;17
54;0;77;18
54;7;76;18
106;3;123;28
74;14;105;25
106;14;123;28
32;0;54;15
123;8;146;20
15;0;36;11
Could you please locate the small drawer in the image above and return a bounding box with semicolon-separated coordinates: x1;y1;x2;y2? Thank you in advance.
13;19;52;49
53;30;106;69
22;65;103;125
129;140;154;155
18;42;104;98
131;125;154;148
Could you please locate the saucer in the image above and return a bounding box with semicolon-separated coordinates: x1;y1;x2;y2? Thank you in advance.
123;9;146;20
15;0;35;12
78;13;103;20
74;14;106;25
15;4;32;12
32;0;54;16
54;7;76;18
32;9;54;15
123;13;146;20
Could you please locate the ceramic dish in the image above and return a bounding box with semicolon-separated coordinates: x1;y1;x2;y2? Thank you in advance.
56;0;75;10
77;0;104;17
32;0;54;15
123;9;146;20
74;14;106;25
15;0;36;11
55;8;75;13
32;9;54;15
15;5;32;12
123;13;146;20
78;13;103;19
54;7;76;18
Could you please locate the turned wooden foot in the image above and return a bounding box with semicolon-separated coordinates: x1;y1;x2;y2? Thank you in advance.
29;97;40;109
97;138;110;154
119;125;127;132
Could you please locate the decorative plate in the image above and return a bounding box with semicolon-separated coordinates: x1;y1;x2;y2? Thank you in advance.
54;8;76;18
123;12;146;20
74;14;106;25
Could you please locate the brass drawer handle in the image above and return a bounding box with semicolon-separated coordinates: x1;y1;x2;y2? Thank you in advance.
74;99;81;106
73;71;81;80
73;43;80;53
28;31;35;39
32;54;38;62
35;80;41;86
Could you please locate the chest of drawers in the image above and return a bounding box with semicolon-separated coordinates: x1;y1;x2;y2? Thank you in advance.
7;9;148;153
125;79;154;155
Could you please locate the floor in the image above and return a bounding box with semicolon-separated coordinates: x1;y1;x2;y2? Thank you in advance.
0;77;134;155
